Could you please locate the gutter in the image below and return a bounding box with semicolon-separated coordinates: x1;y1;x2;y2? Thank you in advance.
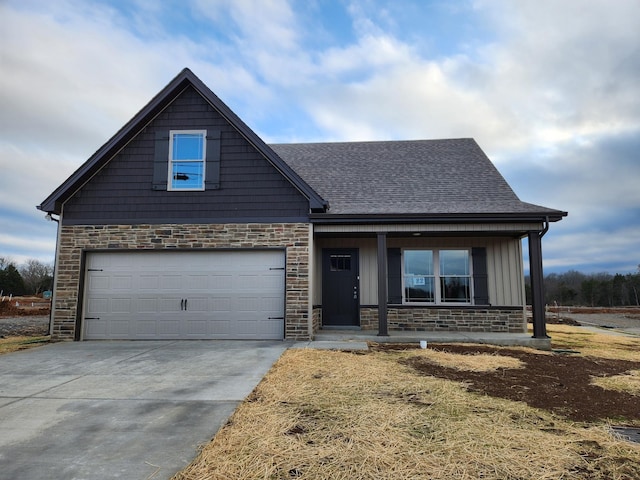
539;215;550;238
309;212;566;224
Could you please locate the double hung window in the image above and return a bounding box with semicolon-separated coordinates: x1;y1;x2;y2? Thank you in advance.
168;130;206;190
403;249;471;304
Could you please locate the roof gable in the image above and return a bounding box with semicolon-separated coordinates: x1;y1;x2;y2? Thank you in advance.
271;139;566;221
38;68;326;214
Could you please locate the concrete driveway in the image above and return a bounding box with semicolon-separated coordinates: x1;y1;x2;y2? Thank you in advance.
0;340;289;479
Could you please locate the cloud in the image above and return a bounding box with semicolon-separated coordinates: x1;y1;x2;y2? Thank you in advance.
542;224;640;274
0;0;638;276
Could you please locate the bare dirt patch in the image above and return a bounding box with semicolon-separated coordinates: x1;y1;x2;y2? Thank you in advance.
373;343;640;423
0;296;50;317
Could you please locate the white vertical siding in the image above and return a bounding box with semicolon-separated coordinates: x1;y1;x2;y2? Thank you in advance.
486;238;525;305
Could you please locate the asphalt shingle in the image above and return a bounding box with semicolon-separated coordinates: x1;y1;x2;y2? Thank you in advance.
270;139;561;216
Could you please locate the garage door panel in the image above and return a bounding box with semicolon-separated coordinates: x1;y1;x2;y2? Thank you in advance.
160;275;182;290
185;297;208;312
209;320;232;335
85;318;107;337
236;297;259;312
138;297;158;313
109;297;127;312
87;297;109;315
84;251;285;340
139;275;159;290
109;318;131;336
134;319;158;337
157;297;182;312
87;275;110;290
109;275;133;290
184;274;209;290
262;295;284;311
212;297;231;312
157;319;181;336
210;275;232;289
183;319;207;336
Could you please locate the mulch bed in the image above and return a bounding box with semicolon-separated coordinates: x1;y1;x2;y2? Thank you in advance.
373;343;640;424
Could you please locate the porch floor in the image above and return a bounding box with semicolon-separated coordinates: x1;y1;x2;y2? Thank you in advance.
292;329;551;351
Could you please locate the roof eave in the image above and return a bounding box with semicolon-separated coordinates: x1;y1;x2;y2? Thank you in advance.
309;211;568;224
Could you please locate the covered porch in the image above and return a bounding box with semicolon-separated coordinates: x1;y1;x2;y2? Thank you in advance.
309;220;550;342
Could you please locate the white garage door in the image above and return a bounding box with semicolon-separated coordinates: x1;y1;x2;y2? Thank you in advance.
83;250;285;340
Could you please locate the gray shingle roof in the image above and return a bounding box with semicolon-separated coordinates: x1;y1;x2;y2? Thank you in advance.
270;138;564;218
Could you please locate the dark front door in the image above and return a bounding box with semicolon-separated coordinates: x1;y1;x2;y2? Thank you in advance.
322;249;359;327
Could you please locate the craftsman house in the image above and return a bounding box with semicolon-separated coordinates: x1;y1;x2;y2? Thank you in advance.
38;68;566;342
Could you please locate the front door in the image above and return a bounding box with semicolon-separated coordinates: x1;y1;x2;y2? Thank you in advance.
322;249;359;327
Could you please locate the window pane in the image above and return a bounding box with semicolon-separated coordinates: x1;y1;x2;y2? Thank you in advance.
330;254;351;271
441;277;470;302
171;161;204;189
404;276;435;302
404;250;433;275
173;133;204;160
440;250;469;275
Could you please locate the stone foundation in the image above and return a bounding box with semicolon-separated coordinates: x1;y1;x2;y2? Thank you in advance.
52;223;310;341
358;306;526;333
312;307;322;336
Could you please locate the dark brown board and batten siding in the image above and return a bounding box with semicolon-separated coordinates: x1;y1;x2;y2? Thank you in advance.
62;86;310;225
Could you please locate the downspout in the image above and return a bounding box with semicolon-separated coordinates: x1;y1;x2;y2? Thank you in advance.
45;212;61;337
307;223;314;340
540;216;550;238
529;216;550;339
377;233;388;336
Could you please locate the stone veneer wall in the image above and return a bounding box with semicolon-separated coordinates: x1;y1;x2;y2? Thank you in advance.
311;307;322;336
53;223;310;341
359;307;526;333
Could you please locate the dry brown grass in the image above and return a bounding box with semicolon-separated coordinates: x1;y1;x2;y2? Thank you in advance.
592;370;640;397
543;324;640;362
0;336;49;355
174;348;640;480
413;348;524;371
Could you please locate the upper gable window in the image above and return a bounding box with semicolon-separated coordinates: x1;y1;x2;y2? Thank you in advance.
168;130;206;190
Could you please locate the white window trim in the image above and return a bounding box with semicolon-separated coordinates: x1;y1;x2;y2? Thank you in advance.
168;129;207;191
401;248;474;306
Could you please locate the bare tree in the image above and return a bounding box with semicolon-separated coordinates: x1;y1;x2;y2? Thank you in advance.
19;259;53;295
0;256;13;270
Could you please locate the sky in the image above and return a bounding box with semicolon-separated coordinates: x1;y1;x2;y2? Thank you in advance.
1;0;639;275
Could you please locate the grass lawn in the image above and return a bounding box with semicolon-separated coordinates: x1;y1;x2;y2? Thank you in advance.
174;325;640;480
0;336;50;355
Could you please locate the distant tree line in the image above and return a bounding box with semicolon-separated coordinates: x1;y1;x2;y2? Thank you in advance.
0;257;53;297
526;266;640;307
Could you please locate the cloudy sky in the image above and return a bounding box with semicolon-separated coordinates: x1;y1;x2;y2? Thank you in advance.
1;0;638;274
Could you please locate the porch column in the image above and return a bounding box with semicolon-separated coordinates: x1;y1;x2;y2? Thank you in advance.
377;233;389;336
528;230;548;338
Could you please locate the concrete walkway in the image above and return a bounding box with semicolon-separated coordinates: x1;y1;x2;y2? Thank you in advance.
293;329;552;350
0;340;288;479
